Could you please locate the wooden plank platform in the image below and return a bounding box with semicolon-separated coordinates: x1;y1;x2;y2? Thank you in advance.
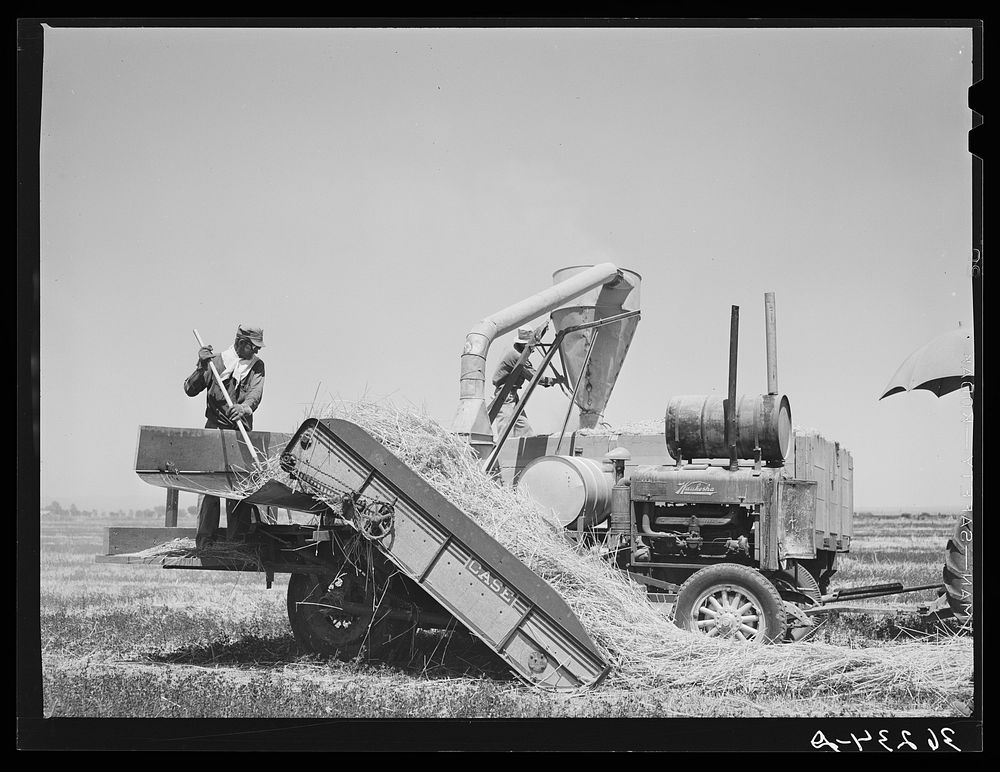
95;554;261;571
103;527;198;555
96;552;330;576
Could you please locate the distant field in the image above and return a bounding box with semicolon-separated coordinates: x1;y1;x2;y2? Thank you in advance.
38;511;973;721
837;511;959;604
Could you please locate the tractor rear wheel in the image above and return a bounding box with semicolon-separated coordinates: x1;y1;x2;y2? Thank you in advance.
673;564;787;643
943;514;974;622
287;569;406;660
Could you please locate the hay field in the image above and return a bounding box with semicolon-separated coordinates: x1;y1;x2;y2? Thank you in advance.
39;508;972;720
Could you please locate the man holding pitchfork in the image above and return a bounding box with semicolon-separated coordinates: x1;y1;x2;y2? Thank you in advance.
184;324;266;549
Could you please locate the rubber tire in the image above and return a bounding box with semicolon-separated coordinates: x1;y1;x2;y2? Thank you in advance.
943;515;973;621
287;571;404;660
674;564;787;643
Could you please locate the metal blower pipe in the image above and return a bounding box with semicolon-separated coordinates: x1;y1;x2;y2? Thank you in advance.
727;306;739;472
451;262;626;451
764;292;778;395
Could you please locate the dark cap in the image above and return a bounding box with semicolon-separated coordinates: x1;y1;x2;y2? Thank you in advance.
236;325;265;349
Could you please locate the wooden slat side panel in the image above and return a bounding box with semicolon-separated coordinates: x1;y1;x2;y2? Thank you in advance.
95;554;167;565
136;471;240;496
573;434;615;460
791;433;855;552
810;436;830;537
840;447;855;543
103;526;197;555
496;435;561;486
135;426;292;473
616;433;671;473
830;442;842;536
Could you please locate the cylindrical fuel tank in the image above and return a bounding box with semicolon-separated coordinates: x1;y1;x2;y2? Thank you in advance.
664;393;792;463
516;455;614;528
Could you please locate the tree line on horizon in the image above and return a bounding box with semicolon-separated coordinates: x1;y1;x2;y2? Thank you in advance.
43;500;200;520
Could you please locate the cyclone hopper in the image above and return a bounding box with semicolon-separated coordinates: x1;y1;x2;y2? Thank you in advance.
550;266;641;430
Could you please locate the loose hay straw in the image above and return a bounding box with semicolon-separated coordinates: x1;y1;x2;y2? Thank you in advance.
261;399;971;706
131;537;265;570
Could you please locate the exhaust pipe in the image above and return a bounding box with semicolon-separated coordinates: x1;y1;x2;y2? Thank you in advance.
727;306;739;472
765;292;778;395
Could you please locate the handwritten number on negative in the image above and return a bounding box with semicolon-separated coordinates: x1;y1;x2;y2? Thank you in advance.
811;729;960;752
897;731;917;751
811;731;840;752
850;731;873;751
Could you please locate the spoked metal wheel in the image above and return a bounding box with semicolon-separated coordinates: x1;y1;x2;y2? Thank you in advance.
674;564;787;643
287;568;405;660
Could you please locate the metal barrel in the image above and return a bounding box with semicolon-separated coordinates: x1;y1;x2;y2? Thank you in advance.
664;393;792;463
516;455;614;528
550;266;641;430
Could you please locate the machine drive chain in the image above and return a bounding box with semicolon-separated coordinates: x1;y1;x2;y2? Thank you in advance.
290;457;396;542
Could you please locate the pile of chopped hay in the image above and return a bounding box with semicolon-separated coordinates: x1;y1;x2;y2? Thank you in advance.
255;399;971;707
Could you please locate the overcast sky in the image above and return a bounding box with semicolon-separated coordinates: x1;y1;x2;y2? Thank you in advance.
38;25;975;511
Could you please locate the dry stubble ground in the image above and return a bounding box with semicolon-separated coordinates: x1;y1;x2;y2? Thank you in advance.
38;510;973;719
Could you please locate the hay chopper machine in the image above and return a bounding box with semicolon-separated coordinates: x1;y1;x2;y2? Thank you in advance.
98;264;954;690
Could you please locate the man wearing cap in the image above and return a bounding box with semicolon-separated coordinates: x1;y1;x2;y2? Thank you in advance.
184;324;267;548
491;325;559;440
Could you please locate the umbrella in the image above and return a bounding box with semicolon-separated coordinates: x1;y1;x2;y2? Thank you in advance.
879;328;974;400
